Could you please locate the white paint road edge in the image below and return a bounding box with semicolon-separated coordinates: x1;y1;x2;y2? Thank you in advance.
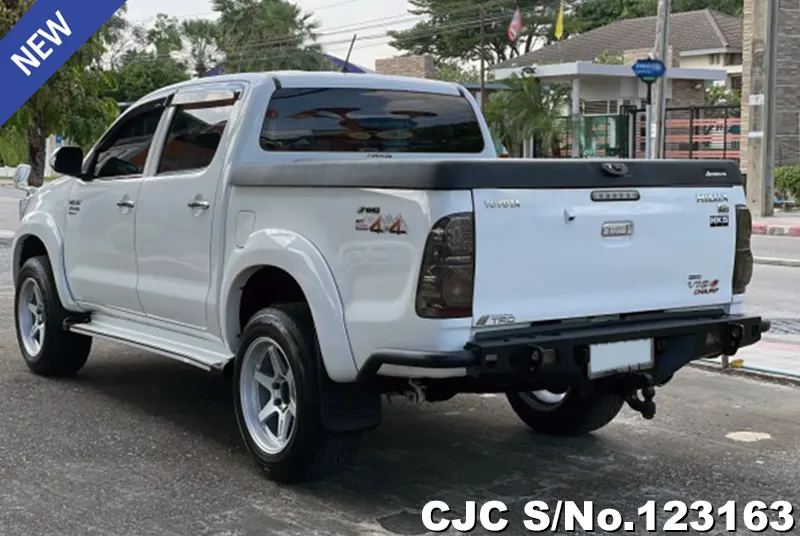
753;256;800;268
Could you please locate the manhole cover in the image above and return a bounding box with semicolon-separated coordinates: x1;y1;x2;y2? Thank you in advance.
765;318;800;335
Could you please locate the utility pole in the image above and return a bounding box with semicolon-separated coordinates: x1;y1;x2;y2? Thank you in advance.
479;4;486;115
651;0;671;159
745;0;779;217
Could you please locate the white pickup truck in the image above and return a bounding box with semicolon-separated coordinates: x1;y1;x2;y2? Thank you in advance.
11;71;769;483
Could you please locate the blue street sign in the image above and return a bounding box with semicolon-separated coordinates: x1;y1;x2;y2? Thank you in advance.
632;58;666;83
55;134;62;145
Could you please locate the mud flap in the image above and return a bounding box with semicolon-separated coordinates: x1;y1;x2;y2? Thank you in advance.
317;358;382;433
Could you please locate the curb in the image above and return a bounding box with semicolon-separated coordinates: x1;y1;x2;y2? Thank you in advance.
690;360;800;388
752;222;800;237
754;256;800;268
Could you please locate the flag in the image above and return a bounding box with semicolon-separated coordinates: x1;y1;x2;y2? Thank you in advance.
554;2;565;40
507;7;523;41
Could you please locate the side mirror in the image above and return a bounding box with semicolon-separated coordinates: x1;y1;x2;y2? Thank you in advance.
12;164;33;193
51;146;84;177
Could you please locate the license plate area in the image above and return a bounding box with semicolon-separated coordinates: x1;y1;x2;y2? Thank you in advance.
588;339;654;379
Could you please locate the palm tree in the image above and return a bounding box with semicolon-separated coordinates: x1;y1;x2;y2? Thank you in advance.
182;19;220;78
484;69;570;157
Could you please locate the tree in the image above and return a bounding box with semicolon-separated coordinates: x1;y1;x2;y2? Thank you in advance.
389;0;579;66
572;0;742;34
147;14;184;56
0;125;27;167
435;61;481;83
0;2;127;185
594;50;625;64
706;84;741;105
109;50;190;103
213;0;324;72
182;19;220;77
484;70;570;157
106;15;191;103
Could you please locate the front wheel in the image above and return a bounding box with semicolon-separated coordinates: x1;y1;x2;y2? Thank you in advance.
14;255;92;377
233;303;361;483
506;388;624;436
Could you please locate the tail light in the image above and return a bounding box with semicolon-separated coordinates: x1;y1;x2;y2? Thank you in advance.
732;204;753;294
415;212;475;318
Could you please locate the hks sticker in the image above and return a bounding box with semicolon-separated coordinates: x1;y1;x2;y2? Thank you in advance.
710;215;729;227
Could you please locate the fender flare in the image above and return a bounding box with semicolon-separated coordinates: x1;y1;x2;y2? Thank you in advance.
12;212;84;312
220;228;358;383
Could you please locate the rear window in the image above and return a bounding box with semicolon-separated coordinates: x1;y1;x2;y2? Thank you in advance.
259;88;485;153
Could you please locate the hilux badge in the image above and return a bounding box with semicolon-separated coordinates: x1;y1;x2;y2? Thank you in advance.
697;193;728;203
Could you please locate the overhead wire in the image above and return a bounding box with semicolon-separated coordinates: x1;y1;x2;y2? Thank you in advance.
117;14;512;71
124;0;519;55
115;0;519;69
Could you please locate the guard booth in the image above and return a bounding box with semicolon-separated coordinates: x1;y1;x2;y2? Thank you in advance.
490;61;728;159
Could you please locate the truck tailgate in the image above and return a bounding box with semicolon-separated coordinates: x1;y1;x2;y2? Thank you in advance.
471;187;736;325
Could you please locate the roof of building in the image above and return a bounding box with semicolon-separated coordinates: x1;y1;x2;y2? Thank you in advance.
493;9;741;70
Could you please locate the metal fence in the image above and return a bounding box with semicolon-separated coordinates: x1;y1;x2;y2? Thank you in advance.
621;104;741;161
536;105;741;161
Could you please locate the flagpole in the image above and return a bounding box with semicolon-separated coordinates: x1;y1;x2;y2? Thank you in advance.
480;3;486;115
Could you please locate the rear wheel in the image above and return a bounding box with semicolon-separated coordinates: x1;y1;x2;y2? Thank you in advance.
233;303;361;483
506;388;624;436
14;255;92;377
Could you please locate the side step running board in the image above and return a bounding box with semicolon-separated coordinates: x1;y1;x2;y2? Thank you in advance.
67;314;233;372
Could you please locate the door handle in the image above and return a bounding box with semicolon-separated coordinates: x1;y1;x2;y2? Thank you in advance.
187;200;210;210
116;199;135;208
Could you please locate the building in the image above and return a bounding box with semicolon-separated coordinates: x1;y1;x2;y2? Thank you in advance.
493;9;743;93
741;0;800;171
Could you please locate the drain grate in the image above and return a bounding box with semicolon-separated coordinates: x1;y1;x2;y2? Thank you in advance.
764;318;800;335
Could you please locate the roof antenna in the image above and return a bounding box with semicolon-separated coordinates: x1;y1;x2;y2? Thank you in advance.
341;34;357;72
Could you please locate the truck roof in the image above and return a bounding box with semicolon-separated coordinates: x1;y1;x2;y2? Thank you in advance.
135;71;464;108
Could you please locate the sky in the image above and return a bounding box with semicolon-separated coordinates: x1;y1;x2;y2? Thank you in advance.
123;0;416;70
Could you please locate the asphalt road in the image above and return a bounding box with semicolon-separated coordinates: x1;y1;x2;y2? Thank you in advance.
752;235;800;261
1;185;799;534
1;249;800;534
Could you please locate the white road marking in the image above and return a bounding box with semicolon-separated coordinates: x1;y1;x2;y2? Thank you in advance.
725;431;772;442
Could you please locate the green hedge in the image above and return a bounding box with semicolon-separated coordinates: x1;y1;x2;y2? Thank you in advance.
774;164;800;202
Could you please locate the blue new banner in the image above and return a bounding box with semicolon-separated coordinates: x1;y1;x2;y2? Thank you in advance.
0;0;126;128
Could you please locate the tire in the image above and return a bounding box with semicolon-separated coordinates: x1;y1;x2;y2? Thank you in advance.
233;303;361;483
506;389;624;436
14;255;92;377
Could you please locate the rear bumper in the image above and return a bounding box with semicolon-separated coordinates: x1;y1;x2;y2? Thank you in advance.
357;311;769;386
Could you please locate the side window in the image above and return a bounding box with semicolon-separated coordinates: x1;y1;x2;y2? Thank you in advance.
156;103;233;174
91;107;165;179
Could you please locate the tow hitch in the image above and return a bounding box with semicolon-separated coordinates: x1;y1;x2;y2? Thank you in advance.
624;373;656;420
